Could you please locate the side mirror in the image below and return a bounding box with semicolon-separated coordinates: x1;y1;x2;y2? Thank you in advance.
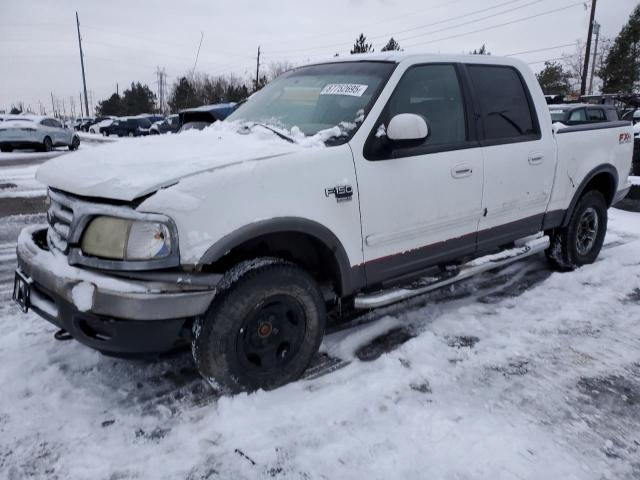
386;113;429;141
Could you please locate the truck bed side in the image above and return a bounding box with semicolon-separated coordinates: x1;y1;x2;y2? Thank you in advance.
547;121;634;218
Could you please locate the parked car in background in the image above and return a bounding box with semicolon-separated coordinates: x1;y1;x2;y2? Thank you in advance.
621;108;639;123
102;117;152;137
549;104;619;125
142;114;165;124
150;114;179;135
78;118;97;132
0;116;80;152
178;103;237;131
89;118;115;134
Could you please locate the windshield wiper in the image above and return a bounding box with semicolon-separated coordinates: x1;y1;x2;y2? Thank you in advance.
244;122;296;143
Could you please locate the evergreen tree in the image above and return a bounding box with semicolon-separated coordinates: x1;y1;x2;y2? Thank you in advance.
536;61;572;95
381;37;401;52
168;77;200;111
350;34;373;54
600;4;640;93
121;82;156;115
471;44;490;55
96;93;123;116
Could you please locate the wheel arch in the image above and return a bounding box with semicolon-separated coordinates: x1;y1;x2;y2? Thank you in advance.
196;217;364;296
561;164;618;228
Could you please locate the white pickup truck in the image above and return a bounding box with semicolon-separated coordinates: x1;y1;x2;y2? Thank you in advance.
14;53;633;392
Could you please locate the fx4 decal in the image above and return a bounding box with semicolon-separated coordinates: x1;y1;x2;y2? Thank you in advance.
619;132;632;144
325;185;353;202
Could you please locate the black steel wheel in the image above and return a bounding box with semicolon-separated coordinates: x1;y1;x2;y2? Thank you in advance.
546;190;607;271
192;259;326;393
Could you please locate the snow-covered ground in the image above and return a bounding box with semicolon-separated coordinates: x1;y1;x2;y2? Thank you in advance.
1;208;639;479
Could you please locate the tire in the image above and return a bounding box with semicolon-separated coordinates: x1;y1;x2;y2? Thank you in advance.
546;190;607;271
42;136;53;152
0;145;12;153
192;258;326;393
128;131;135;137
68;136;80;151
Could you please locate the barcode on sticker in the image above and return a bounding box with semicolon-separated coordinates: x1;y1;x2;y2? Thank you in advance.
320;84;368;97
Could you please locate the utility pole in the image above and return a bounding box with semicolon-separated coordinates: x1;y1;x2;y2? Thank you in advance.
79;92;83;117
116;83;119;96
191;31;203;78
588;21;601;95
76;11;90;117
255;46;261;90
580;0;597;96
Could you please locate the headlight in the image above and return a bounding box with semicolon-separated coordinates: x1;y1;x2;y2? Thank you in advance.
81;216;172;261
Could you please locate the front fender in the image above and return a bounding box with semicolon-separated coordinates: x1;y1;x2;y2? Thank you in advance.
197;217;365;296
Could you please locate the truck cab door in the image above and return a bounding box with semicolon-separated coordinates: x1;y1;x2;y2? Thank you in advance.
466;64;556;250
352;63;484;286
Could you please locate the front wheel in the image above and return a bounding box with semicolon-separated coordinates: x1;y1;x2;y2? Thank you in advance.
192;259;326;393
546;190;607;271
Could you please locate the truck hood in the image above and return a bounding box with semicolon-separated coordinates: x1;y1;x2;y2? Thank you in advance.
36;124;301;202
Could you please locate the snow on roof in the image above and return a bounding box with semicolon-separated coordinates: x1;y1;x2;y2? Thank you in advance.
180;103;237;113
304;51;531;70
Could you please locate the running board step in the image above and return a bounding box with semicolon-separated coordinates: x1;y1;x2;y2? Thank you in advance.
354;235;550;309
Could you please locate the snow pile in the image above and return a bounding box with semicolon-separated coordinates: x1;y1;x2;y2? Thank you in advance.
0;209;639;478
71;282;95;312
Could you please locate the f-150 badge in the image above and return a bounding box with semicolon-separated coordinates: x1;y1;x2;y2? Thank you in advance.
325;185;353;202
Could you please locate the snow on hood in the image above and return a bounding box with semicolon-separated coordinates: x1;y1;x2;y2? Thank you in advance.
36;122;329;202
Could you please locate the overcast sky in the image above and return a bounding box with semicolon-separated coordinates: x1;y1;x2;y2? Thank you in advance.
1;0;637;114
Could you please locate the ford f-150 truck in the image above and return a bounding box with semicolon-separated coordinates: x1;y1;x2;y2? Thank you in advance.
14;53;634;392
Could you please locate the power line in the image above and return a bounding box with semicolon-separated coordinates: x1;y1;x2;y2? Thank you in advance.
505;42;578;56
267;0;543;55
402;0;591;49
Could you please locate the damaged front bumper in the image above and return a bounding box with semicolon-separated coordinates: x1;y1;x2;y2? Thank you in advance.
15;226;220;355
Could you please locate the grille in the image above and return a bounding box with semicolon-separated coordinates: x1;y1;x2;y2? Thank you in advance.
47;189;76;254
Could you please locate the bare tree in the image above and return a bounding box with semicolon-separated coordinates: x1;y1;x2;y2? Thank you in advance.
267;61;296;81
562;41;587;94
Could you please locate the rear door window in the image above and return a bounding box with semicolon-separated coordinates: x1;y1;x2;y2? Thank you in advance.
605;109;619;121
467;65;538;142
586;108;606;122
568;108;586;122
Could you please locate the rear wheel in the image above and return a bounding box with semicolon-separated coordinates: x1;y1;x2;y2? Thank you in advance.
42;136;53;152
192;259;326;393
68;136;80;151
546;190;607;271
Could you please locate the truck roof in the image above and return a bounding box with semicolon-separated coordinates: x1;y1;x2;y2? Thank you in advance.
305;52;531;70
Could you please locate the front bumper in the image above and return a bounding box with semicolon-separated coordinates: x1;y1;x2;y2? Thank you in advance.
16;226;220;354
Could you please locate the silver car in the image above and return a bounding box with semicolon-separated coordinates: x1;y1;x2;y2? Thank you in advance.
0;115;80;153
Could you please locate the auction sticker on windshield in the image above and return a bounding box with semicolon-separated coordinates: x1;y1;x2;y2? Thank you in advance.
320;84;368;97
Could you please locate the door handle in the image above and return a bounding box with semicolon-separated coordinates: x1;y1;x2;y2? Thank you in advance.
528;153;544;165
451;163;473;178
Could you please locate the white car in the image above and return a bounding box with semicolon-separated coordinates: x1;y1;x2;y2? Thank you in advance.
0;115;80;152
88;118;114;134
15;53;634;392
